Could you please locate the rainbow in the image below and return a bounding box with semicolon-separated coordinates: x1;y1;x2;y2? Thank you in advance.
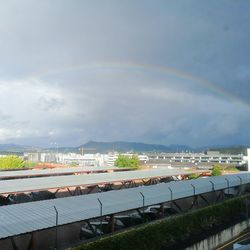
30;61;250;110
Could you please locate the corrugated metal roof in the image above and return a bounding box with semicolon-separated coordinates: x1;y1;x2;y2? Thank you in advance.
0;168;204;194
0;173;249;239
0;166;122;179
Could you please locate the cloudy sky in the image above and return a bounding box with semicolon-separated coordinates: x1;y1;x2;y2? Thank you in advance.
0;0;249;147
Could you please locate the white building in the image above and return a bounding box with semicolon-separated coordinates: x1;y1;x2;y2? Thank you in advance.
148;151;246;166
26;152;105;167
24;149;250;170
246;148;250;171
56;153;106;167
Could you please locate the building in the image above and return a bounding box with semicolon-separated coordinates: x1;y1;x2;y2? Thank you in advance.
58;153;105;167
244;148;250;171
24;149;250;170
24;152;41;162
147;151;247;166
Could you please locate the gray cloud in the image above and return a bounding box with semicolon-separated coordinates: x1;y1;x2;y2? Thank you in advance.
0;0;249;147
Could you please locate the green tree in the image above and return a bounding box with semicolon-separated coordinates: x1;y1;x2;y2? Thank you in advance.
212;165;222;176
24;161;37;168
70;162;79;167
115;154;139;169
0;155;25;170
130;155;140;169
188;173;199;179
115;155;130;168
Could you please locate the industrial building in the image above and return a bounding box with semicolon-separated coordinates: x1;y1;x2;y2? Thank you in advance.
24;149;250;169
147;150;250;167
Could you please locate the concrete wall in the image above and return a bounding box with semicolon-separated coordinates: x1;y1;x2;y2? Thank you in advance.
185;218;250;250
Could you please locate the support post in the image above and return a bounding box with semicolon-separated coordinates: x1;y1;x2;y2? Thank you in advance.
190;184;198;209
237;176;243;186
245;199;250;220
53;206;58;250
209;180;215;203
67;188;73;196
225;178;230;197
199;194;210;206
190;184;196;196
172;201;183;213
10;238;18;250
168;187;173;208
97;198;103;235
53;189;60;196
216;190;224;202
87;185;97;194
27;232;36;250
109;214;115;233
140;192;145;222
160;203;165;218
237;176;243;195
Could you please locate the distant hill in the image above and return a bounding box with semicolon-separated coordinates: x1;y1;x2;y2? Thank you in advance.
0;144;33;153
77;141;193;153
0;142;249;154
208;146;249;155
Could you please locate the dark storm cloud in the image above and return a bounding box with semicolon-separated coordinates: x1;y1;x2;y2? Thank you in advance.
0;0;249;147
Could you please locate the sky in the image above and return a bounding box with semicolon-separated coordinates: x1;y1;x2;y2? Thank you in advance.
0;0;250;147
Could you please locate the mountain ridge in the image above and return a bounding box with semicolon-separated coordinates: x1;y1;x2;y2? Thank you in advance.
78;140;193;153
0;141;248;154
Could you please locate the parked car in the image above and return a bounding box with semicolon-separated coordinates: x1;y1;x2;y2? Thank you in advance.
30;191;55;201
142;205;178;219
80;219;125;239
142;206;160;220
112;213;143;227
100;219;125;233
80;222;104;239
8;193;32;204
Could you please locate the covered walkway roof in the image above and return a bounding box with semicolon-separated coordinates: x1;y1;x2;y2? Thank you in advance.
0;168;204;195
0;166;128;180
0;173;249;239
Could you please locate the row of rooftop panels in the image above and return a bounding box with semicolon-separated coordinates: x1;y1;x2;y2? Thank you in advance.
0;166;128;179
0;173;249;239
0;168;205;195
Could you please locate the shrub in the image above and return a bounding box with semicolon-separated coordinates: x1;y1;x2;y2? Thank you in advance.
115;155;139;169
212;165;223;176
24;161;37;168
188;173;200;179
0;155;25;170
